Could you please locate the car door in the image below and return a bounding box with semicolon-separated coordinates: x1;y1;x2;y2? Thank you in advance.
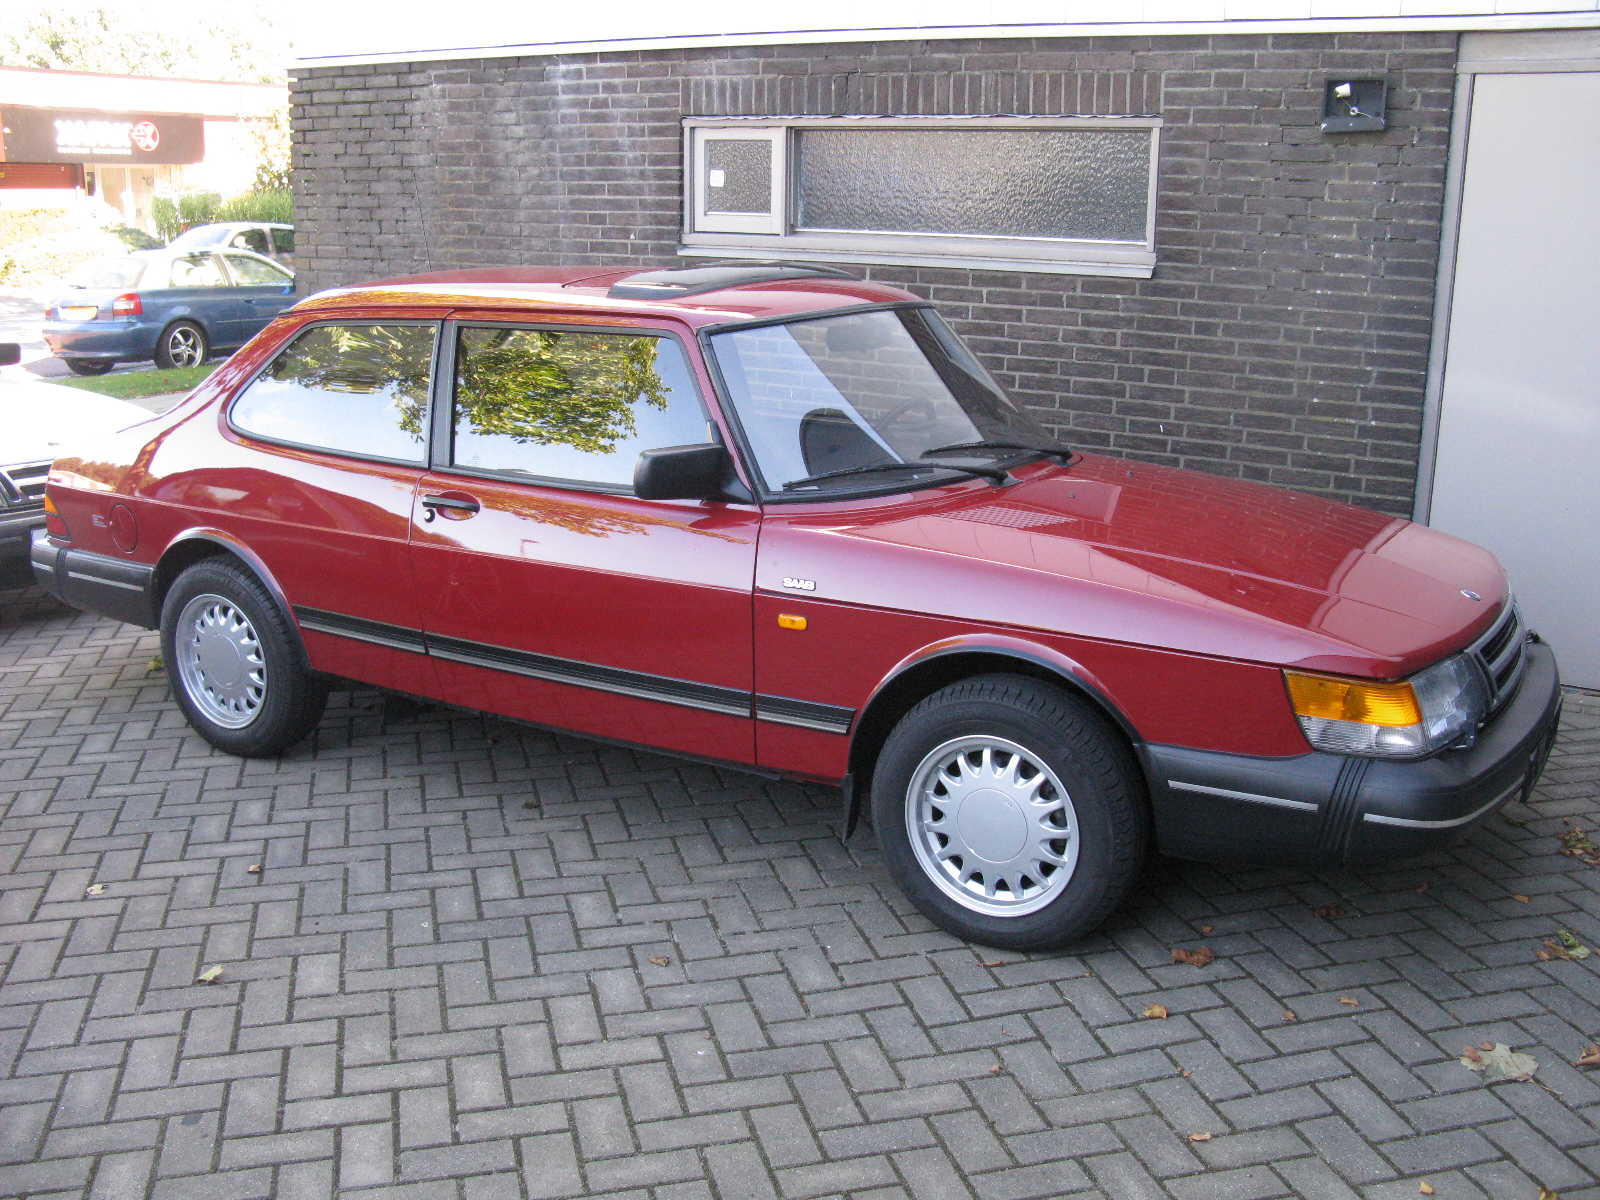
163;252;237;345
220;252;297;341
408;316;760;763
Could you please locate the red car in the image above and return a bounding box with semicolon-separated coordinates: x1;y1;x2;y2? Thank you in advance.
32;264;1561;949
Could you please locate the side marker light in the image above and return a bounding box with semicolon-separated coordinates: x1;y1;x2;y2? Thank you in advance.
777;614;807;631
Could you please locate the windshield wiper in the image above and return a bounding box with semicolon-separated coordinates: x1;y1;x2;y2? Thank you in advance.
921;439;1075;464
781;458;1010;492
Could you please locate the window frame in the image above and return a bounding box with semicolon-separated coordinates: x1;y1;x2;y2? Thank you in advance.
429;318;714;498
690;126;786;236
680;115;1162;278
225;317;444;469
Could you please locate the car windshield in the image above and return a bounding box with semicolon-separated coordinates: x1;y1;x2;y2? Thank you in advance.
169;226;228;247
62;257;146;289
708;307;1056;495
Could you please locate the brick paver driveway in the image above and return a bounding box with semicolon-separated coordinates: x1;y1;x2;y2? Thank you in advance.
2;587;1598;1200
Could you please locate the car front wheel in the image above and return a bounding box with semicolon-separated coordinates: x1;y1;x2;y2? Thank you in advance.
871;675;1148;950
161;557;327;756
155;320;208;369
65;358;115;376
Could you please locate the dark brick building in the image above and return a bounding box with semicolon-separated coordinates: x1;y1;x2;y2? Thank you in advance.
289;31;1459;516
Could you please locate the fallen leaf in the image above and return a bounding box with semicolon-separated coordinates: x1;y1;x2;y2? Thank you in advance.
1171;945;1215;968
84;884;105;896
1558;826;1600;866
981;960;1008;968
521;801;538;810
195;965;224;984
1419;1183;1435;1195
1181;1068;1192;1077
648;956;671;967
988;1065;1002;1075
246;865;262;874
1282;1010;1297;1022
145;654;164;674
1482;1041;1496;1051
1313;903;1346;920
1573;1045;1600;1068
1199;925;1214;934
1461;1045;1483;1064
1339;997;1360;1006
1502;812;1530;828
1557;930;1592;959
1512;894;1531;903
1187;1132;1212;1142
1539;1188;1559;1200
1459;1041;1538;1083
1143;1004;1169;1020
1539;934;1592;962
1416;882;1429;893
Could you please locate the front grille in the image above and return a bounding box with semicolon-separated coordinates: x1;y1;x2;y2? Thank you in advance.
1469;601;1527;716
0;462;50;512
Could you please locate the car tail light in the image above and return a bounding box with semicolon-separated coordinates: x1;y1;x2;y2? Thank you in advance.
44;493;70;540
110;293;142;317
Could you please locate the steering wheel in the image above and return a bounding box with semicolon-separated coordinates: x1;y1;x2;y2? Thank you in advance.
879;395;940;431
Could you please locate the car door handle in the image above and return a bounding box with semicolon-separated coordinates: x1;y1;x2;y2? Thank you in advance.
420;493;480;521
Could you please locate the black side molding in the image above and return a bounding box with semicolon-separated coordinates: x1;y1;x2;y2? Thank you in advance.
33;538;157;629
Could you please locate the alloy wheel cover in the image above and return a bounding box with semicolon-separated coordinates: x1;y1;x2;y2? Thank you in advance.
168;327;203;367
906;735;1081;916
175;593;266;728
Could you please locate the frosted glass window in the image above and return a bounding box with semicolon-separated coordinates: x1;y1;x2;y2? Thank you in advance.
796;128;1150;243
706;140;773;215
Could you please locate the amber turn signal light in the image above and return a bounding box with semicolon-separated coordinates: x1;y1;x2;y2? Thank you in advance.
777;614;807;631
1284;671;1421;727
43;493;70;540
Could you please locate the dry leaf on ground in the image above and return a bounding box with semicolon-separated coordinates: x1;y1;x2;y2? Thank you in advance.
1511;894;1531;902
1313;904;1346;919
1187;1132;1212;1142
1419;1183;1434;1195
1181;1068;1192;1078
1558;826;1600;866
647;956;671;966
1172;945;1215;968
1537;932;1592;961
145;655;163;674
981;960;1009;968
84;884;105;896
1459;1042;1538;1083
1282;1010;1298;1021
246;865;262;874
1539;1188;1559;1200
195;965;224;984
1199;925;1214;934
1574;1045;1600;1068
988;1065;1003;1075
1143;1004;1169;1020
1339;996;1360;1006
1416;882;1429;893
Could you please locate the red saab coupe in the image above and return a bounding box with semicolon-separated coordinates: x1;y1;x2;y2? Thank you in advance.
32;263;1561;948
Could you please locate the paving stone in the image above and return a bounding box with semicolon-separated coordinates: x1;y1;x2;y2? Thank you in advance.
1;592;1597;1200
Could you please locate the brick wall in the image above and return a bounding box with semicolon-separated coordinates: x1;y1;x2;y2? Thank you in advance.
289;32;1458;514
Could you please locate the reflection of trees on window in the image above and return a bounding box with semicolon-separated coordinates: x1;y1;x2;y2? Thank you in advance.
454;329;669;456
265;324;434;440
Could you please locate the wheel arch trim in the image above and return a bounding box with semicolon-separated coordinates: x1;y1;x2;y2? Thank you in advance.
154;529;307;661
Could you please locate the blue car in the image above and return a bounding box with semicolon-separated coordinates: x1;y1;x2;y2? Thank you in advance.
42;248;297;376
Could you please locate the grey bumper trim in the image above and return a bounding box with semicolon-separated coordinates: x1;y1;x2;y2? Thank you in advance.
1167;780;1319;812
1361;780;1520;829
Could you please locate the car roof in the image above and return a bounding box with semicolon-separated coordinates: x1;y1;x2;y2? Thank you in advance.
290;264;921;327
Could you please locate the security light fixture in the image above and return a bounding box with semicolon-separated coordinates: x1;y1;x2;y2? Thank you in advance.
1322;79;1388;133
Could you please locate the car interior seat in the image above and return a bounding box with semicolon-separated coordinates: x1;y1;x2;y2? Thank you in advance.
798;407;893;476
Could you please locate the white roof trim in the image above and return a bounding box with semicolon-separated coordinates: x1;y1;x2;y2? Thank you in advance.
293;11;1600;70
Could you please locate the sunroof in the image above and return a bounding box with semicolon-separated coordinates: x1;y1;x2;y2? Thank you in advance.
607;262;857;300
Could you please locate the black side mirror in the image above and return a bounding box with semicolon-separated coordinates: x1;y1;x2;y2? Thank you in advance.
634;443;730;501
0;343;20;367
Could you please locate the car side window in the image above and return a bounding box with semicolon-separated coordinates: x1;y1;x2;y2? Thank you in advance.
223;253;292;286
232;229;271;254
449;327;709;490
169;254;227;288
272;227;295;253
230;323;436;464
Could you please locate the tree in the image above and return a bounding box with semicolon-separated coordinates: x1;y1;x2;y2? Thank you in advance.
0;3;289;84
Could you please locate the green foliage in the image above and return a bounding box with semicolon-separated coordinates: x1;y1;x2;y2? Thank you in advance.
244;109;292;191
178;193;222;230
217;189;294;226
0;208;71;250
110;226;162;250
52;363;217;400
151;197;181;243
455;330;669;455
0;3;289;84
0;226;125;286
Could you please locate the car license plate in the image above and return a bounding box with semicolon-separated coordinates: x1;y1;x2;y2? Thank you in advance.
61;306;98;321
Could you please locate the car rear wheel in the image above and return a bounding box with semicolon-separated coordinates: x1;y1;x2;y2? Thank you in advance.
161;557;327;756
871;675;1148;950
65;358;115;376
155;320;208;369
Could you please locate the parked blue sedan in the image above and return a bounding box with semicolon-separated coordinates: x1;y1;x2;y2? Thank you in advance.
42;248;297;376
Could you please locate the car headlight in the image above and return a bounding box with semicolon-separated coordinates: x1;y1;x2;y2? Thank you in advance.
1285;654;1489;759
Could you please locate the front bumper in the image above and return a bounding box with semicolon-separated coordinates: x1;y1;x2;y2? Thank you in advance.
1148;640;1562;865
43;320;157;360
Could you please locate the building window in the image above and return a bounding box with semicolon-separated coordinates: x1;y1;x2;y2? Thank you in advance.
682;116;1160;277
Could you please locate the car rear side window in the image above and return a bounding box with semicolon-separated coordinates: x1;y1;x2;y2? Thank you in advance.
223;254;292;286
169;254;227;288
449;327;708;489
230;323;436;464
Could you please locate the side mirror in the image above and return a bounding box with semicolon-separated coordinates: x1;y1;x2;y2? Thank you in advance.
634;443;730;501
0;343;20;367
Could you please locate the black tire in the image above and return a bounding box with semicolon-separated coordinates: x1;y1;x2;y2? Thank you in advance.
160;557;327;756
65;358;115;376
871;674;1148;950
154;320;208;369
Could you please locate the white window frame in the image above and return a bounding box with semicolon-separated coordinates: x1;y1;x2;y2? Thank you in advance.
681;115;1161;278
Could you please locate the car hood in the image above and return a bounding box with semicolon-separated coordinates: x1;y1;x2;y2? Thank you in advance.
1;383;153;466
761;454;1507;677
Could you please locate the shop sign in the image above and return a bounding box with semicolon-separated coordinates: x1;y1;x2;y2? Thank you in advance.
0;106;204;165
